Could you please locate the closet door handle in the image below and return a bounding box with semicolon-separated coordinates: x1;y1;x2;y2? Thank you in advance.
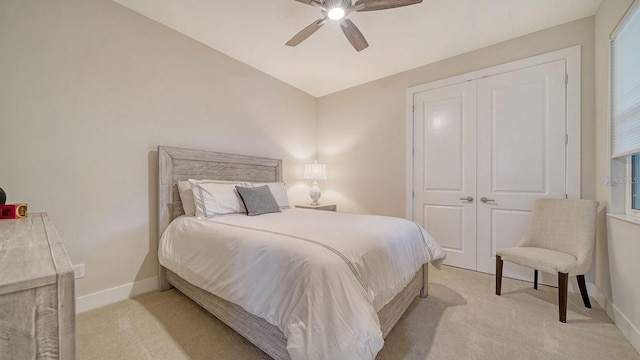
459;196;474;202
480;197;495;203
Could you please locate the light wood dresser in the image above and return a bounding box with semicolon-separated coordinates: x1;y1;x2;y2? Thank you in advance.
0;212;75;359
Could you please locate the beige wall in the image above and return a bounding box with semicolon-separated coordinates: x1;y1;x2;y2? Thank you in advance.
317;17;596;217
594;0;640;352
0;0;317;297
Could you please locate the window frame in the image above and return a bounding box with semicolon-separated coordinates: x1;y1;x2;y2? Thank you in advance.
626;154;640;217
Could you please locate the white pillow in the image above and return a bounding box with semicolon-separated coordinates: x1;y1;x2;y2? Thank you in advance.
190;180;247;218
178;179;238;216
250;182;290;209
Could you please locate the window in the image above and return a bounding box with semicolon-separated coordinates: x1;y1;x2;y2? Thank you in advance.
631;154;640;212
611;0;640;216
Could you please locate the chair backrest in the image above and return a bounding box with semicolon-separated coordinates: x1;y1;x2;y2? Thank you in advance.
519;198;599;264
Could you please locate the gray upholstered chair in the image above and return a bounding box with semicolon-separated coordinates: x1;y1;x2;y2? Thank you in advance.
495;198;599;323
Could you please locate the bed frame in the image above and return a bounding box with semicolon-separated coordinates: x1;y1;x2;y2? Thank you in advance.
157;145;429;360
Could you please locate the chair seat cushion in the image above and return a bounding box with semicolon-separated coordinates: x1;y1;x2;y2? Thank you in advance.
496;247;583;275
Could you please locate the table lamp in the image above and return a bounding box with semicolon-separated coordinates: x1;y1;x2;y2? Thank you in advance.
303;161;327;206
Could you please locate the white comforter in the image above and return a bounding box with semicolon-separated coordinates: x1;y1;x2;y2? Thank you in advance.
159;209;445;360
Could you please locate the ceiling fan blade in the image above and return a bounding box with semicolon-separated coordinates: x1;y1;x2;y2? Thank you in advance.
286;19;327;47
340;19;369;52
293;0;318;5
354;0;422;11
293;0;327;10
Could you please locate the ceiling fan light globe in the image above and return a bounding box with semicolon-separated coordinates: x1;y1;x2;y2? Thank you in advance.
328;7;345;20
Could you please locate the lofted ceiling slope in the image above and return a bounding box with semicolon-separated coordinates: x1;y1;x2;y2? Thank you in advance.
113;0;602;97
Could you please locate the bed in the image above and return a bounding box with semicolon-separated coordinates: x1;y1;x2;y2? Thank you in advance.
157;146;445;360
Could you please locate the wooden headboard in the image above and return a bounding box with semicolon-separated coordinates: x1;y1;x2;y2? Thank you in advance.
157;146;283;289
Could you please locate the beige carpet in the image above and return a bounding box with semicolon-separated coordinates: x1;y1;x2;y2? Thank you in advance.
77;266;640;359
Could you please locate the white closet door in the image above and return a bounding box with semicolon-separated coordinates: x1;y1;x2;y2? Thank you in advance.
476;60;567;279
413;82;477;270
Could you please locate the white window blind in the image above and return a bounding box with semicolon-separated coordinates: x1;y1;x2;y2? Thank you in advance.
611;0;640;158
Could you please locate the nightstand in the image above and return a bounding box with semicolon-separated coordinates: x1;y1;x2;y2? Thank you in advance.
295;204;337;212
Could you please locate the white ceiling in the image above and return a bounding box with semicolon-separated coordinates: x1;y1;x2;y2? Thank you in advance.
113;0;602;97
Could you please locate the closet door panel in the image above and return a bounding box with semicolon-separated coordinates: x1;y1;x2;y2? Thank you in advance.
476;60;567;279
413;82;477;270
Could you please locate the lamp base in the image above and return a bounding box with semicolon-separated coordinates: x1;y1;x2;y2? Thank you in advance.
309;181;321;206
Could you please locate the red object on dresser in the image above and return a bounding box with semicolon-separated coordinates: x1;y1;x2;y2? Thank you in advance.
0;204;28;219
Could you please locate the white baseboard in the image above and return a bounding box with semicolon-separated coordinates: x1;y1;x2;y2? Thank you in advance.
76;276;157;313
610;303;640;354
588;283;640;355
587;283;615;318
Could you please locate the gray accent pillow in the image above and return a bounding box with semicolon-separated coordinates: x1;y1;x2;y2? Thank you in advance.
235;185;282;216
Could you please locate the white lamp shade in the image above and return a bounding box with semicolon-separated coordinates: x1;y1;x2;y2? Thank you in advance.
303;161;327;180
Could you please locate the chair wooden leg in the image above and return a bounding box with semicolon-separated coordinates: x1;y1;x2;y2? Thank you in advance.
577;274;591;308
534;270;538;290
558;272;568;323
496;256;503;296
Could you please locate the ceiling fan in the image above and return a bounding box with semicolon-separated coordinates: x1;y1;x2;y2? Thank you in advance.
286;0;423;52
